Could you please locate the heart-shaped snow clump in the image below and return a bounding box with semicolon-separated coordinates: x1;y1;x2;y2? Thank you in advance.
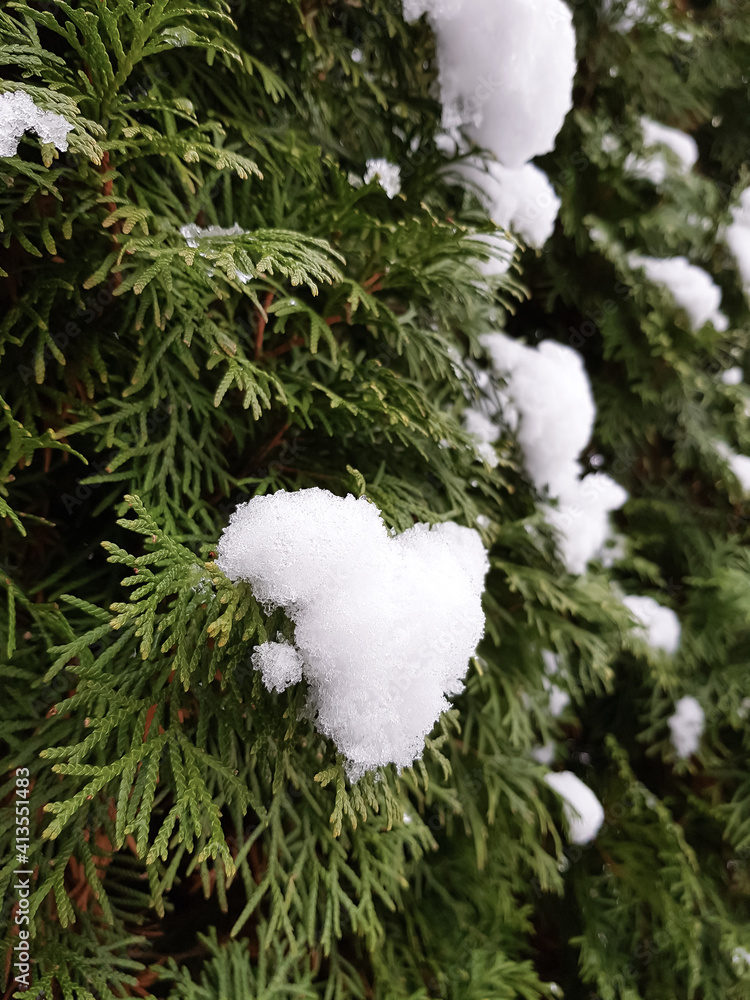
217;488;488;780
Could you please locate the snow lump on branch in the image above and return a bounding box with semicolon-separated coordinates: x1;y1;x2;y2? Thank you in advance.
714;440;750;494
0;90;73;158
480;334;595;498
479;333;627;575
217;488;488;780
624;117;698;185
668;695;704;759
364;158;402;199
453;159;561;249
726;188;750;301
179;222;247;248
544;770;605;845
404;0;576;168
622;594;681;654
628;255;728;332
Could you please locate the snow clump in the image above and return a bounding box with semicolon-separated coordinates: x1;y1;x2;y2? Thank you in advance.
0;90;73;158
364;158;402;198
480;334;595;497
628;255;728;332
721;367;743;386
403;0;576;168
463;406;500;468
546;474;629;576
622;594;681;654
466;232;515;282
726;188;750;300
541;649;570;718
544;771;605;845
532;742;556;766
217;488;488;780
603;0;654;33
251;641;304;693
453;159;560;249
479;333;627;574
715;440;750;493
624;117;697;185
667;695;704;759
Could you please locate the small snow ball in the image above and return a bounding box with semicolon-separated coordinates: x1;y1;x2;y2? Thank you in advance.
667;695;704;759
622;595;681;655
544;770;605;845
251;641;304;693
364;158;402;199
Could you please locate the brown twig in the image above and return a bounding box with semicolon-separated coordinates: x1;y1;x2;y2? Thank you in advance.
265;336;304;358
254;290;275;360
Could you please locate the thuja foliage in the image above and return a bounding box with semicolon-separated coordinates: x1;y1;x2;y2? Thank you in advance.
1;1;750;998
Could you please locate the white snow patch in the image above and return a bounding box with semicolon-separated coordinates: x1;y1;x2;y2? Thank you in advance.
404;0;576;168
480;333;626;574
622;594;681;654
628;255;728;332
480;334;595;496
179;223;252;282
544;770;605;845
604;0;653;32
667;695;704;758
217;488;488;780
624;117;697;185
364;158;402;198
532;742;556;765
463;406;500;467
540;650;569;717
641;119;698;171
715;440;750;493
545;474;629;575
251;641;304;693
726;188;750;299
599;533;626;568
453;159;560;248
722;367;743;386
467;231;515;280
0;90;73;158
542;649;559;675
544;678;571;718
179;222;246;248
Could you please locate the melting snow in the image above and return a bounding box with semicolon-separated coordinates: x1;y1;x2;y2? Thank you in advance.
0;90;73;158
